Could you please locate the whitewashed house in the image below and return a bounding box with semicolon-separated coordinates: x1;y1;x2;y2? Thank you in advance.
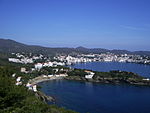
21;67;27;73
35;63;43;70
16;76;22;85
48;62;53;67
85;71;95;79
33;85;37;92
143;78;150;81
48;75;53;78
16;77;21;82
16;82;22;85
26;83;33;90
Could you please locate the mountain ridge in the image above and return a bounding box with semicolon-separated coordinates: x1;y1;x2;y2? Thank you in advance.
0;38;150;56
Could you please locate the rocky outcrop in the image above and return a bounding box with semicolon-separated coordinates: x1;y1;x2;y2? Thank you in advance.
65;76;150;86
28;76;59;103
35;91;55;103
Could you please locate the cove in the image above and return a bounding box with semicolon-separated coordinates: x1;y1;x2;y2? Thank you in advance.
39;79;150;113
39;62;150;113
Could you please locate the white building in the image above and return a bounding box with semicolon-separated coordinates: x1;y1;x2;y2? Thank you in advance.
85;71;95;79
85;74;94;79
26;83;32;90
48;75;53;77
16;82;22;86
43;62;53;67
35;63;43;70
59;74;68;77
47;62;53;67
26;83;32;87
143;78;150;81
15;77;22;85
16;77;21;82
8;58;21;63
55;74;68;77
21;68;27;73
33;85;37;92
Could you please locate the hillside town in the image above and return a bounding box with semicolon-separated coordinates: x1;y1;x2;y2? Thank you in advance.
7;52;150;92
8;52;150;65
55;53;150;65
2;50;150;113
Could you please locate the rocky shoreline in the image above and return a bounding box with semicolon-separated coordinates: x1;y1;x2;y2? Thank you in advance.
28;71;150;103
65;76;150;86
35;91;55;103
28;76;64;103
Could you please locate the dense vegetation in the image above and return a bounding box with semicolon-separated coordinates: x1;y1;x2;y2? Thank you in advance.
94;70;144;79
65;68;150;86
0;66;77;113
0;47;149;113
67;68;87;77
38;66;145;83
66;68;143;79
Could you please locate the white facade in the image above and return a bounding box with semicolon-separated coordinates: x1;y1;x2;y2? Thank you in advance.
143;78;150;81
85;74;94;79
48;75;53;77
9;58;20;63
16;77;21;82
85;71;95;79
16;82;22;86
21;68;26;73
35;63;43;69
55;74;68;77
26;83;32;87
8;57;33;64
43;62;53;67
33;85;37;92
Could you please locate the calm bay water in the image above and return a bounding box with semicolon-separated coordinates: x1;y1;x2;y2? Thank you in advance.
70;62;150;77
39;62;150;113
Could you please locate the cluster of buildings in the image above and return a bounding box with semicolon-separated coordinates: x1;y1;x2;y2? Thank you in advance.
82;53;150;64
7;52;150;91
26;83;37;92
8;57;33;64
11;72;38;92
34;61;65;70
54;55;92;65
11;73;23;86
8;52;150;65
54;53;150;65
8;52;150;94
8;53;45;64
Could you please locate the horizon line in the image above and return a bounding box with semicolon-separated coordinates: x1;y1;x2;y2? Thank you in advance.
0;38;149;52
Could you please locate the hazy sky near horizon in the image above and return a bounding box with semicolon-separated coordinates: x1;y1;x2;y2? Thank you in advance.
0;0;150;51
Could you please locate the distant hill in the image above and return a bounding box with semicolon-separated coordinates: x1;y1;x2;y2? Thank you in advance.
0;38;150;56
0;39;77;55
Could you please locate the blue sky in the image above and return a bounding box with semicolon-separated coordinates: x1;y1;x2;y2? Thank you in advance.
0;0;150;51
